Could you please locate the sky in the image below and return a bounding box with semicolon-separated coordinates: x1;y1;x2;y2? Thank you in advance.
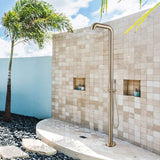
0;0;159;58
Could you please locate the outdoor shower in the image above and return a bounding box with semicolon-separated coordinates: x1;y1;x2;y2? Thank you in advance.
91;23;116;147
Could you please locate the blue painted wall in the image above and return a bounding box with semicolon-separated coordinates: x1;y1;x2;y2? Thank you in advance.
0;56;52;119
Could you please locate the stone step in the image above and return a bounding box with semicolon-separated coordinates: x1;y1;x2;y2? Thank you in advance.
0;146;29;159
22;138;57;156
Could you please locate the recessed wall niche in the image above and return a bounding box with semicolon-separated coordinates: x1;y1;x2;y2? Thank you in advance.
73;78;85;91
123;80;141;97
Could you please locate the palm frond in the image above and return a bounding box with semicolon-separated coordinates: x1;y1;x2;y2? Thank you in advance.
2;0;73;48
101;0;107;18
140;0;142;8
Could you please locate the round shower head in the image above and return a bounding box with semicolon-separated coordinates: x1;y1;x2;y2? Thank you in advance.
83;29;101;35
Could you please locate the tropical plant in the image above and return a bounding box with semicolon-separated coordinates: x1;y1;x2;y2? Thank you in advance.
101;0;160;33
2;0;73;122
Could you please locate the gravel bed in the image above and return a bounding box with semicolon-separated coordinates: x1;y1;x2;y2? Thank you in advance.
0;111;77;160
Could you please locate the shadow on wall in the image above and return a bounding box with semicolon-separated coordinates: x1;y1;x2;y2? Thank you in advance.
0;56;52;119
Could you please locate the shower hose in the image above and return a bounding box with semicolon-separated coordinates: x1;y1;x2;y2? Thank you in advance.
113;90;119;129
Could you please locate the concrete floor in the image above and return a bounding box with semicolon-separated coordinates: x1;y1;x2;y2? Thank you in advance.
36;119;160;160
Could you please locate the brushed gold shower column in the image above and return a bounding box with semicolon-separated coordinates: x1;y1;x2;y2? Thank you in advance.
91;23;116;147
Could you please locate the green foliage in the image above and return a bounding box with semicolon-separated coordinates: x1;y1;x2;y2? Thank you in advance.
101;0;107;18
2;0;73;48
100;0;122;17
140;0;142;7
2;11;20;40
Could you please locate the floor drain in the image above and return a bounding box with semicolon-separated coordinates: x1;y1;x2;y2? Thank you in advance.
79;136;87;139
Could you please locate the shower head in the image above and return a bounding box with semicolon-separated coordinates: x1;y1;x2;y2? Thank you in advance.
83;29;100;35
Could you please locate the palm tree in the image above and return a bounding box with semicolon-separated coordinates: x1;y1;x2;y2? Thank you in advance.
101;0;160;33
2;0;73;122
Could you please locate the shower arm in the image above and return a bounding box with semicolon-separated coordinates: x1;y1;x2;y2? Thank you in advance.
91;23;116;147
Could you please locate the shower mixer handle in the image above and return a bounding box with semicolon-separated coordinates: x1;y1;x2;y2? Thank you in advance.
108;89;116;92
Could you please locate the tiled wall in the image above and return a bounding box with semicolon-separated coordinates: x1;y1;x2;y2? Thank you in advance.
52;8;160;154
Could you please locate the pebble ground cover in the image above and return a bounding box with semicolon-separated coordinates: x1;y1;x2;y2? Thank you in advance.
0;112;77;160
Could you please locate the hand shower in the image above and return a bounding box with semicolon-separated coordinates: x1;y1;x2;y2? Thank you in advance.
113;80;119;129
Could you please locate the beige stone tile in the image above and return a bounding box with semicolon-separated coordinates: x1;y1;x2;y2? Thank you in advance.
52;8;160;155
